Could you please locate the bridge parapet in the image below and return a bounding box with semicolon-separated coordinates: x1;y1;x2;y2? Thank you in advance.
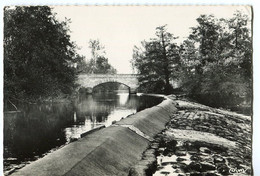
78;74;138;78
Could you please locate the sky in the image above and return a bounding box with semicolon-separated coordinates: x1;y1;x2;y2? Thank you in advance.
52;5;251;73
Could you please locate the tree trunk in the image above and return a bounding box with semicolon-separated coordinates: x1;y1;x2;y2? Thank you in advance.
161;32;171;94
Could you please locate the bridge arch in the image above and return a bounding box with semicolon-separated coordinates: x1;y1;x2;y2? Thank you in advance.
76;74;139;94
92;81;131;93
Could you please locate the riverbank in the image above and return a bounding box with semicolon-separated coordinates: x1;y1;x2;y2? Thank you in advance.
131;96;252;176
4;93;77;113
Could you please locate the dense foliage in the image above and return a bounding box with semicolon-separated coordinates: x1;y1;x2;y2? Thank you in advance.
76;39;117;74
180;12;252;108
132;11;252;109
131;25;181;94
4;6;79;101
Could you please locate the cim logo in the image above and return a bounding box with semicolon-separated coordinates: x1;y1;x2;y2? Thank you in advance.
229;167;248;174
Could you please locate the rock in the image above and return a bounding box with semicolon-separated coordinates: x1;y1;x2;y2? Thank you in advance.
153;137;161;142
226;158;241;168
178;162;188;169
199;147;211;154
128;167;139;176
165;140;178;151
150;143;159;149
157;166;164;170
226;157;243;166
169;123;179;128
200;156;214;164
190;155;200;161
216;163;229;175
161;162;176;166
177;174;185;176
218;132;225;136
197;125;210;131
163;149;174;156
172;163;181;169
246;168;252;175
186;126;193;130
175;150;187;156
158;148;165;153
213;155;225;163
190;172;203;176
177;157;187;162
167;94;177;100
176;146;186;151
208;128;216;134
188;148;199;155
201;162;215;171
187;162;202;172
160;171;170;175
70;138;78;142
179;126;186;130
204;173;220;176
175;168;182;173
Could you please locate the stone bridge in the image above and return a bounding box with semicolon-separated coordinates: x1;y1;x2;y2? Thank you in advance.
76;74;139;94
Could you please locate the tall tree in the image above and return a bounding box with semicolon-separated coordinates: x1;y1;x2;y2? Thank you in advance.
132;25;180;94
180;12;252;108
4;6;79;101
88;39;106;73
188;14;221;73
80;39;116;74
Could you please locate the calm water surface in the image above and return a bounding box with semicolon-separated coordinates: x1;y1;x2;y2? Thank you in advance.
3;93;163;175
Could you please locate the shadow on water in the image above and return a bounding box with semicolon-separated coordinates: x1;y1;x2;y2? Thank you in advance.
3;92;163;174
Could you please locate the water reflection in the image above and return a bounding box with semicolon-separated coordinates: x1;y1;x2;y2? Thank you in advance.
4;93;163;174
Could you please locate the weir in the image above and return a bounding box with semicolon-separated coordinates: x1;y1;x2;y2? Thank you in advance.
11;98;178;176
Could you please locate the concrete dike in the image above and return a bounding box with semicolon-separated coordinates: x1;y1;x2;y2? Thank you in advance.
12;97;178;176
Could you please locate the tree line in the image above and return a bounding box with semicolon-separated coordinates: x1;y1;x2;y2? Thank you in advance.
132;11;252;108
4;6;252;110
4;6;116;105
4;6;78;102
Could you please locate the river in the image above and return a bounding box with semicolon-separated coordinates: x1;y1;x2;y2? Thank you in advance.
3;93;163;175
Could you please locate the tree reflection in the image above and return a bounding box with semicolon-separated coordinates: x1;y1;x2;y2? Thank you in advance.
4;93;163;173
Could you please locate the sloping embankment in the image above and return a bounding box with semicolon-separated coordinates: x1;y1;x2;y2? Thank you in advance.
12;98;178;176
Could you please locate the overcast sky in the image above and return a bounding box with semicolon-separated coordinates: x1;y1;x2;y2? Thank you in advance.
52;6;251;73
